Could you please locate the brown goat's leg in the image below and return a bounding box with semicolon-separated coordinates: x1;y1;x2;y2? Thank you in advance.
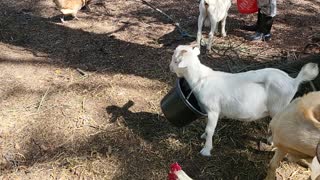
265;148;286;180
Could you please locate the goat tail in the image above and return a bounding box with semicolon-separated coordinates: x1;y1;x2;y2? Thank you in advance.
294;63;319;85
302;103;320;129
202;0;210;27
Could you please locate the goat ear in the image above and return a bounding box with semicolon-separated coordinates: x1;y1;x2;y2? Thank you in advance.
178;60;188;68
193;47;200;56
176;49;188;68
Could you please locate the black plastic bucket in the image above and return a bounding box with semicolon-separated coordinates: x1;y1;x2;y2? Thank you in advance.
160;78;207;127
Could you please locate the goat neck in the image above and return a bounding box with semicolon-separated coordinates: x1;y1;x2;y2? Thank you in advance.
183;58;211;90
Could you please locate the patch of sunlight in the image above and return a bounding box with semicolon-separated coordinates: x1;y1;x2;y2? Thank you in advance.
0;43;48;62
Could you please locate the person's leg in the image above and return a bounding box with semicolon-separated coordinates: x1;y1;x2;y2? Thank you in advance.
241;9;261;31
247;0;276;41
262;15;273;41
248;13;273;41
248;0;276;41
247;12;265;41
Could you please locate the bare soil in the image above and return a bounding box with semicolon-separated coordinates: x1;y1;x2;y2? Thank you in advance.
0;0;319;179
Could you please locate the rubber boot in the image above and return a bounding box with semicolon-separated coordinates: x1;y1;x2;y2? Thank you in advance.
241;9;261;32
248;14;273;41
262;16;273;41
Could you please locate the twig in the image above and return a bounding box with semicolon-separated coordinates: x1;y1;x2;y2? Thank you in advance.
288;169;299;180
216;124;227;133
303;43;320;53
82;97;85;113
3;154;17;166
88;125;105;131
27;105;58;116
37;87;50;113
226;60;234;73
293;52;298;61
277;170;285;180
76;68;88;76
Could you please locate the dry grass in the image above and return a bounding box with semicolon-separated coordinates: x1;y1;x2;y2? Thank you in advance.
0;0;319;179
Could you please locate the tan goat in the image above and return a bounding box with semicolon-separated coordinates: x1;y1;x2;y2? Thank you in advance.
53;0;91;22
266;91;320;180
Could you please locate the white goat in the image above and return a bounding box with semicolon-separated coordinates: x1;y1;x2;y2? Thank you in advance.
169;45;319;156
197;0;231;51
265;92;320;180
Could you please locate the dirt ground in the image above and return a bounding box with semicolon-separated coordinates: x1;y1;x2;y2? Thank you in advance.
0;0;319;179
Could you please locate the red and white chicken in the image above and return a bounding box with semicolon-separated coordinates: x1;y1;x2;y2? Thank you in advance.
168;162;193;180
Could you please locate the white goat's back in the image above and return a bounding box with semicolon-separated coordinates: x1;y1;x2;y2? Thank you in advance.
200;0;231;22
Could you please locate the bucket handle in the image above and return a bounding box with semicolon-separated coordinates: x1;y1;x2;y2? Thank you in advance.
185;76;212;100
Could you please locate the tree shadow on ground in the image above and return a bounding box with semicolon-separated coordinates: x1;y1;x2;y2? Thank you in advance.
106;100;272;179
0;4;174;84
0;78;308;179
106;100;174;142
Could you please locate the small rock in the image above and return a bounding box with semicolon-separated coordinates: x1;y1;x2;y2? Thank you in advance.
107;145;112;155
40;144;49;151
15;143;21;150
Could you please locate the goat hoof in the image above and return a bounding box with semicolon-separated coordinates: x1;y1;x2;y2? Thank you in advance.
201;133;207;139
221;33;227;37
200;148;211;157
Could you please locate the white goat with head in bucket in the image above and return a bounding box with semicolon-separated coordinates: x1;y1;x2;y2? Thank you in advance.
197;0;231;51
169;45;319;156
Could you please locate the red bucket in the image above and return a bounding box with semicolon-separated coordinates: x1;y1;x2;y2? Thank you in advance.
237;0;258;14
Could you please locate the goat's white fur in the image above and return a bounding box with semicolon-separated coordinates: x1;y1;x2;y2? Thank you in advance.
170;45;319;157
197;0;231;50
265;92;320;180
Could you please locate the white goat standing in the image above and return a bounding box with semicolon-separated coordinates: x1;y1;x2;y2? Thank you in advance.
197;0;231;51
170;45;319;156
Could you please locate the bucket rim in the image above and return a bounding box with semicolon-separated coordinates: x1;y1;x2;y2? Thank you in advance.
176;78;208;116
